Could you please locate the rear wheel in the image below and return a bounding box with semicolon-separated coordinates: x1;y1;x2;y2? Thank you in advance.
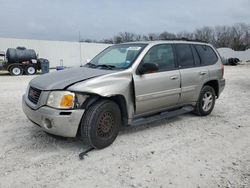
194;85;216;116
80;100;121;149
25;65;37;75
10;65;23;76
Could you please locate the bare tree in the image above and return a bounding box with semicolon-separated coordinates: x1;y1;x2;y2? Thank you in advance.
176;31;194;40
148;33;159;41
80;39;96;43
159;32;176;40
100;38;114;44
214;26;232;48
193;26;216;44
230;23;250;50
96;23;250;50
113;35;123;44
119;32;136;42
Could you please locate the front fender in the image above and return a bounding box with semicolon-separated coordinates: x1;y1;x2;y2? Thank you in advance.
67;71;135;121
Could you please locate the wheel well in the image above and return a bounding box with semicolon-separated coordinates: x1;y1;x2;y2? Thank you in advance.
204;80;219;97
109;95;128;127
7;64;17;71
7;63;23;72
77;94;128;137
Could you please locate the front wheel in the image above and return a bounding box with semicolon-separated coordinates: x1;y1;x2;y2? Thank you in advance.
194;85;216;116
80;100;121;149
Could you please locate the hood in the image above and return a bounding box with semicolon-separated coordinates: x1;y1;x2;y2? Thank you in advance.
29;67;116;90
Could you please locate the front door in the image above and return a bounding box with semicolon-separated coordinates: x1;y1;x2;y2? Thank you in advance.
133;44;181;116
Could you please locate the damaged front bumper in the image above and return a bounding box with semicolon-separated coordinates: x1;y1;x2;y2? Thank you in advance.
22;95;84;137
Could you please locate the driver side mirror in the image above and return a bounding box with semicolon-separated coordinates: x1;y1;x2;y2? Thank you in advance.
138;63;159;75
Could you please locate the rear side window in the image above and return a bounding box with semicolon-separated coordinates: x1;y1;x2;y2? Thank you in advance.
175;44;195;68
194;45;218;65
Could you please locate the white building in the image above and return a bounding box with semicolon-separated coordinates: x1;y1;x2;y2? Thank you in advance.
217;48;250;61
0;37;111;68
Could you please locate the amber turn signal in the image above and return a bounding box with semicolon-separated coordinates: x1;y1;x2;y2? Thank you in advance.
60;94;74;108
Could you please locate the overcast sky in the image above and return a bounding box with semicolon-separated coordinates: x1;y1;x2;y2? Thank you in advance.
0;0;249;41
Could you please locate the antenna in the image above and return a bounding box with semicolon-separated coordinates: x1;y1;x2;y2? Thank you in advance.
79;31;82;65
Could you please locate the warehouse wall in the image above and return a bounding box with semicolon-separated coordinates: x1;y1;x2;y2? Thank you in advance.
0;37;111;68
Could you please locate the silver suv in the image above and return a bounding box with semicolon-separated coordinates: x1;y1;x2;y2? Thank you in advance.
22;40;225;149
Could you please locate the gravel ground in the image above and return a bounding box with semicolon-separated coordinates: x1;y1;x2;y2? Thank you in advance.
0;65;250;188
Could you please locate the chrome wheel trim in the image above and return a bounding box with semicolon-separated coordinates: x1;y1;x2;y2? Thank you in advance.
202;91;213;112
12;67;21;75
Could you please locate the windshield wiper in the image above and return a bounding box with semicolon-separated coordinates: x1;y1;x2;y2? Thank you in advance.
96;64;116;70
85;63;97;68
85;63;115;70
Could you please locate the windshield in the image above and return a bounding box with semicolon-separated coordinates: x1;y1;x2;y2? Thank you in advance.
85;44;147;69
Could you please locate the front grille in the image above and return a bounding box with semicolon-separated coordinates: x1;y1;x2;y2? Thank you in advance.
28;87;42;104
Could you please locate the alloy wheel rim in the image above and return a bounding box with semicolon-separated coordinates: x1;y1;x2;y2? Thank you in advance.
202;91;213;112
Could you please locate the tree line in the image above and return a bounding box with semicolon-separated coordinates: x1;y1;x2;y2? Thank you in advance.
81;23;250;51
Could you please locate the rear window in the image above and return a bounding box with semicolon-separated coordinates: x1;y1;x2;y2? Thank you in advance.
194;45;218;65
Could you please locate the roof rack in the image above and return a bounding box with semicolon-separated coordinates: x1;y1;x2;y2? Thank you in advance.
161;38;208;43
180;38;208;43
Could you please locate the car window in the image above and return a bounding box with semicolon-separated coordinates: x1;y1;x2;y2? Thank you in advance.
175;44;195;68
141;44;175;72
194;45;218;65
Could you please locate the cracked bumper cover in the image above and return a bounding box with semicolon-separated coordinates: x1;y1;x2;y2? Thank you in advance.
22;95;84;137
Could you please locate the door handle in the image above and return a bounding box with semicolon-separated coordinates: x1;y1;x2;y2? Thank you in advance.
170;76;178;80
200;71;207;75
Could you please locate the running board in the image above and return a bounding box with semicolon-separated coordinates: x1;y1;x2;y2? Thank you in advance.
131;106;194;127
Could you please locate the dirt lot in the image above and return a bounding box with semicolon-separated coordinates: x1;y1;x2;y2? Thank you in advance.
0;65;250;188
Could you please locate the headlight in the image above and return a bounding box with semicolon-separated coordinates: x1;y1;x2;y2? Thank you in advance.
47;91;75;109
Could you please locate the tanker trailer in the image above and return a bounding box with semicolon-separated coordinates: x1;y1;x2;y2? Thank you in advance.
3;47;43;76
0;51;5;70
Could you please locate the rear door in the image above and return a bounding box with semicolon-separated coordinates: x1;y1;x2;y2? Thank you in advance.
133;44;181;115
194;44;220;81
175;44;209;104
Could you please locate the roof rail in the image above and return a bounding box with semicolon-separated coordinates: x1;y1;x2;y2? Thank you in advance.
161;38;208;43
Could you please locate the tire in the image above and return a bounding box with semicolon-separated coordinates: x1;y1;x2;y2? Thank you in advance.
231;59;238;66
80;100;121;149
235;58;240;63
25;65;37;75
10;65;23;76
194;85;216;116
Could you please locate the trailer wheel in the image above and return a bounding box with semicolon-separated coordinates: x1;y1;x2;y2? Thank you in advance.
10;65;23;76
25;65;37;75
